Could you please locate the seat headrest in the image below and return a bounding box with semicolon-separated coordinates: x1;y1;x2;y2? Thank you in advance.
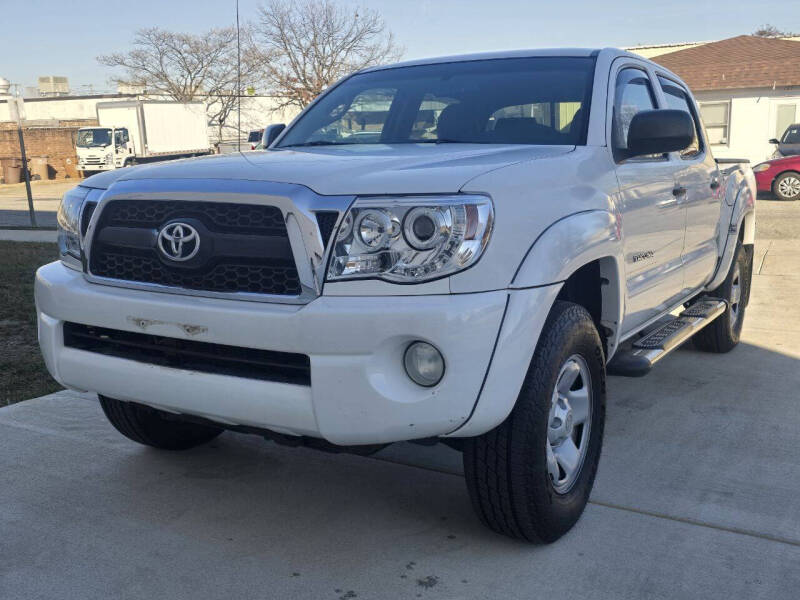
436;103;478;141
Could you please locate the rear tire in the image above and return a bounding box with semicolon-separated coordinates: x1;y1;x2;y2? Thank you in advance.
693;242;750;353
99;395;222;450
463;301;606;543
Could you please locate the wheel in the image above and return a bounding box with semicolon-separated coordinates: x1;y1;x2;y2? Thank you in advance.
773;171;800;201
98;395;222;450
693;242;750;353
463;301;606;542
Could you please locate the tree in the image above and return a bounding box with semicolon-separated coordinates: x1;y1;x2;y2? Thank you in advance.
256;0;403;110
98;27;264;143
753;24;798;38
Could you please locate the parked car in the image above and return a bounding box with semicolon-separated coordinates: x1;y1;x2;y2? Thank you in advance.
769;123;800;159
39;48;756;543
754;154;800;200
248;129;264;150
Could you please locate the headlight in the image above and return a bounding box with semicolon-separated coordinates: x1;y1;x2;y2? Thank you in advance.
57;186;91;269
752;163;771;173
104;153;113;164
327;195;493;283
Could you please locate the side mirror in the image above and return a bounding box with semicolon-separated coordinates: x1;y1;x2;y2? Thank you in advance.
626;109;695;157
263;123;286;148
769;138;780;145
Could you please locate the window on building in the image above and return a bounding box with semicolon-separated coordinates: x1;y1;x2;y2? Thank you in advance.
699;102;730;145
657;76;703;158
776;104;798;140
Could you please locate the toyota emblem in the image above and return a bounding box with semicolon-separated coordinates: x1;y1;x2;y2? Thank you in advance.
158;222;200;262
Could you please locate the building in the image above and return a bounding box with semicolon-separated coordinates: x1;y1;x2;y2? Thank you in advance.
630;35;800;164
626;40;711;59
37;76;70;97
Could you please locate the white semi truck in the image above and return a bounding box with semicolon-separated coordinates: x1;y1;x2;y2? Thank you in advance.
76;100;211;176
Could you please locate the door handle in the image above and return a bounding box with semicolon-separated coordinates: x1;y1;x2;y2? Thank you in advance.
672;186;687;197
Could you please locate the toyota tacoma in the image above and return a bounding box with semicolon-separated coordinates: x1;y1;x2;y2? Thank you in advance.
36;48;756;542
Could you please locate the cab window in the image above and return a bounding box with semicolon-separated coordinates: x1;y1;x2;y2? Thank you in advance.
657;76;703;158
278;57;596;147
612;67;658;160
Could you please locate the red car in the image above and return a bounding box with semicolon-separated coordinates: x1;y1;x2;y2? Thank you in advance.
753;155;800;200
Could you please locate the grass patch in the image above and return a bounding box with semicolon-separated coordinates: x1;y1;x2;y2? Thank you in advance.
0;241;62;406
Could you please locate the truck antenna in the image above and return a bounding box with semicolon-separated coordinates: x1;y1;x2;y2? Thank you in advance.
236;0;241;152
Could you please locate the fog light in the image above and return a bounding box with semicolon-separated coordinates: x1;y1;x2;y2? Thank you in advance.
404;341;445;387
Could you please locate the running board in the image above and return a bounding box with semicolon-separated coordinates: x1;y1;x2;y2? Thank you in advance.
607;298;727;377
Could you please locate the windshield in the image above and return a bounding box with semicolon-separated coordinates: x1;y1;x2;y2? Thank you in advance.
782;125;800;144
277;57;595;148
76;128;112;148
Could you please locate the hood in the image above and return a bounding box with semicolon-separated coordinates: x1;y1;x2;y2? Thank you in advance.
88;144;575;195
762;153;800;169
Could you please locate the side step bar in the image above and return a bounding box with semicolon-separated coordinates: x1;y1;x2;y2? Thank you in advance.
607;298;727;377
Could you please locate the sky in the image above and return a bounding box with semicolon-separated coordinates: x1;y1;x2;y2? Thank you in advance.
1;0;798;93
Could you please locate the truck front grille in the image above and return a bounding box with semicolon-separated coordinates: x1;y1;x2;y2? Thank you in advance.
88;200;302;297
63;322;311;386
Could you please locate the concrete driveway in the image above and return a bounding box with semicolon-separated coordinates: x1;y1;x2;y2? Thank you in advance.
2;199;799;599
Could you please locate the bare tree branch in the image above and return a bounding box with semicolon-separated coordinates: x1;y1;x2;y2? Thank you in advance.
753;24;798;38
98;26;267;143
255;0;403;111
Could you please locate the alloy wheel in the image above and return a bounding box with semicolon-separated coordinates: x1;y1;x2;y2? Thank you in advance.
546;354;593;494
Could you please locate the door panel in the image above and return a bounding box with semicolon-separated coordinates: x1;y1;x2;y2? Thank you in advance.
610;64;687;334
617;161;686;332
657;76;723;293
675;156;722;292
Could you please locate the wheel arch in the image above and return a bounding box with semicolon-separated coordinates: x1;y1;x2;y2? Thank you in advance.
511;209;625;357
707;180;756;291
556;256;624;359
448;212;625;438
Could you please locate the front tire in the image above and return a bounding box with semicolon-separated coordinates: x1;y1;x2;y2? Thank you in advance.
773;171;800;201
99;395;222;450
693;242;750;353
463;301;606;543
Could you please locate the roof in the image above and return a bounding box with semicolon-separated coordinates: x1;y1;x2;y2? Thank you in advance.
360;48;602;73
625;41;709;59
653;35;800;91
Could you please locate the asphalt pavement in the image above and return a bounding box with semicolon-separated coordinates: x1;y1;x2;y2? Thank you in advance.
1;198;799;599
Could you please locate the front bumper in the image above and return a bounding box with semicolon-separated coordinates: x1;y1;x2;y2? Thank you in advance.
35;262;558;444
78;163;114;172
754;170;774;193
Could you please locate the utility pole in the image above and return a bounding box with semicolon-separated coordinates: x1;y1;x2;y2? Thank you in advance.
8;93;37;227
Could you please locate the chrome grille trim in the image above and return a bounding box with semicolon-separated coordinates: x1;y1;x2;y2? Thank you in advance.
82;178;353;304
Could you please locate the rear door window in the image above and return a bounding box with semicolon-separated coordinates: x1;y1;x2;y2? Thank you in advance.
657;76;703;158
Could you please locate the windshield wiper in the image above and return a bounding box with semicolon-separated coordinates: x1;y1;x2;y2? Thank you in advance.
412;138;475;144
280;140;360;148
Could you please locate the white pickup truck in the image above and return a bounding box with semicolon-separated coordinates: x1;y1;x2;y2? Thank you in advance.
37;48;756;543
